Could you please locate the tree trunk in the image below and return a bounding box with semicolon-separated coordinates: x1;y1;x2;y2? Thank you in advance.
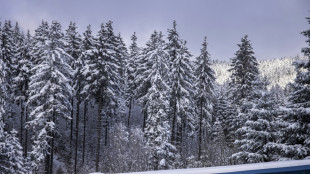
104;115;108;146
74;99;81;174
142;111;147;132
95;94;103;172
171;100;177;144
50;110;56;174
82;101;88;165
198;98;203;160
44;141;50;174
70;98;74;141
50;133;54;174
20;103;24;147
127;97;132;127
24;105;28;158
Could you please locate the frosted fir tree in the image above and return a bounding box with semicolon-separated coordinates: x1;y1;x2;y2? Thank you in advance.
125;32;140;126
232;91;279;164
30;21;49;65
80;24;95;166
12;30;33;152
82;21;121;172
136;31;176;170
27;21;73;173
0;52;27;174
2;130;27;174
194;37;215;160
1;20;18;119
166;21;195;150
276;17;310;160
114;32;128;118
97;21;122;119
211;118;228;166
228;35;259;105
167;20;182;69
1;20;16;89
65;21;82;63
64;21;83;174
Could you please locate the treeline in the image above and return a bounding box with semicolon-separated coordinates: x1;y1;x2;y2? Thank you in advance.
212;56;305;88
0;17;310;174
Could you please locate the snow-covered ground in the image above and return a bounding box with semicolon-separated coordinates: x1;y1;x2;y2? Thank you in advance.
90;159;310;174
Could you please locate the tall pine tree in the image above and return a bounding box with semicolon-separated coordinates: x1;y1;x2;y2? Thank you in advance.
125;32;139;127
167;21;195;154
137;31;176;170
276;17;310;160
229;35;259;105
194;37;215;160
27;21;73;174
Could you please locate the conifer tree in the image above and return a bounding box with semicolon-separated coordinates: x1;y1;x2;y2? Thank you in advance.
1;20;17;119
13;30;32;155
115;32;128;119
229;35;259;105
65;21;83;174
213;90;237;146
27;21;73;173
276;17;310;160
194;37;215;160
126;32;139;127
1;20;15;87
0;45;27;174
167;22;195;153
82;21;121;172
232;91;279;163
65;22;82;145
137;31;175;170
80;24;95;166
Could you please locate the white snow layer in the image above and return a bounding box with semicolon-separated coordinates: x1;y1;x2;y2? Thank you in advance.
90;159;310;174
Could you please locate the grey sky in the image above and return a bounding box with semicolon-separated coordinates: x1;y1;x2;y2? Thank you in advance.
0;0;309;60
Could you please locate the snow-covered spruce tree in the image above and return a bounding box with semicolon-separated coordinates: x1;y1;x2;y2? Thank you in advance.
82;21;121;172
194;37;215;160
228;35;259;105
2;130;27;174
30;21;49;66
211;118;228;166
80;24;96;166
65;21;82;145
167;22;195;156
27;21;73;174
213;88;237;147
167;20;181;70
135;34;154;131
12;30;33;156
275;17;310;160
64;21;82;174
1;20;15;88
0;46;27;174
125;32;140;127
114;32;128;119
227;35;260;150
232;91;279;164
143;31;176;170
1;20;17;119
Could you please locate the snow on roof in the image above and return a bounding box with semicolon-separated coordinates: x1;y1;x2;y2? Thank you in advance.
90;159;310;174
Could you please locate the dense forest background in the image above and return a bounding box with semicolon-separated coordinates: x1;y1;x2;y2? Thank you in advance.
0;16;310;174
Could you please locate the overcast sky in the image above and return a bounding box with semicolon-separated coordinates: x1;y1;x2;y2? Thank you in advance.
0;0;309;60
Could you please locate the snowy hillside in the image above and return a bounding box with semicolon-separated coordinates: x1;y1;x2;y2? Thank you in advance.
212;56;306;88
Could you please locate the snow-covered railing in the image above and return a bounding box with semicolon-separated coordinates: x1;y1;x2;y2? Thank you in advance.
90;159;310;174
